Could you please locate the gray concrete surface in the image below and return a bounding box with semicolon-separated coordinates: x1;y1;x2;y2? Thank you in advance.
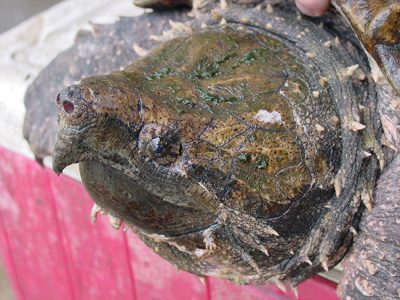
0;0;62;33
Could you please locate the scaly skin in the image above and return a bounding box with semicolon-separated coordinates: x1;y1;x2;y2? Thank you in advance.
340;155;400;299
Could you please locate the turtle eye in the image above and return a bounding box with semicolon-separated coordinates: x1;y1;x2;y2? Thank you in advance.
138;124;181;164
56;85;87;124
149;137;168;156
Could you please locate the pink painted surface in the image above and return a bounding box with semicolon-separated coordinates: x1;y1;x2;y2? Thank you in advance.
0;147;339;300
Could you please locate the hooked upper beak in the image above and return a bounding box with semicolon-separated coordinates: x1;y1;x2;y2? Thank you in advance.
52;121;85;175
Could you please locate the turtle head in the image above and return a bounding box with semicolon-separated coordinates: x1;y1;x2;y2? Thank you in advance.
53;73;181;174
53;74;145;174
53;83;94;174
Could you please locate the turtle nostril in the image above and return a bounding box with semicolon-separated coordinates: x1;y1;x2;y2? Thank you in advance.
56;94;60;104
63;100;75;114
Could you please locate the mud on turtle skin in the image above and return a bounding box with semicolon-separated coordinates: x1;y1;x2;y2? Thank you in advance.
23;1;400;299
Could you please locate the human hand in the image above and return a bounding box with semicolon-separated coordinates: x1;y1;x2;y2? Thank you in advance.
295;0;330;17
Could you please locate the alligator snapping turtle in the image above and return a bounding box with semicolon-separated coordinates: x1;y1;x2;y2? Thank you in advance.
23;0;400;298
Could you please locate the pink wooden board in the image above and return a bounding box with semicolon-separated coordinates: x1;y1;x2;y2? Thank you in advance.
0;152;74;300
0;147;338;299
126;233;206;300
49;171;137;299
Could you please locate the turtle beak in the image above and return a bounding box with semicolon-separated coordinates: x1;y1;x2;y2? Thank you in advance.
52;120;85;175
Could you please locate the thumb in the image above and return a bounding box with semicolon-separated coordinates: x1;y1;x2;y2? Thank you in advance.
295;0;330;17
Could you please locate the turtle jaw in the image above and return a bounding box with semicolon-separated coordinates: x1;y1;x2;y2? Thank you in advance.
53;120;88;174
